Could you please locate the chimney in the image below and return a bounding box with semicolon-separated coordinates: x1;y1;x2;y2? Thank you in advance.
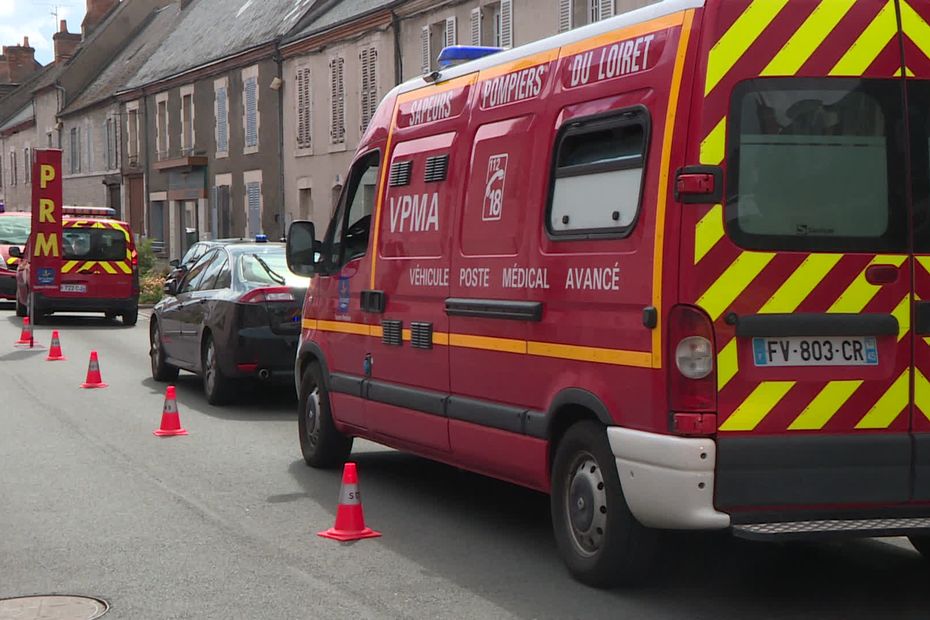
53;20;82;64
82;0;120;37
4;37;37;83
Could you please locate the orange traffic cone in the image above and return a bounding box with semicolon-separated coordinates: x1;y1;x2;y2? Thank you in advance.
80;351;108;388
153;385;188;437
14;317;32;347
318;462;381;541
46;330;66;361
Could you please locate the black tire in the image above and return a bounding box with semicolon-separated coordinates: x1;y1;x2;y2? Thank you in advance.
202;333;234;405
909;536;930;558
15;300;26;317
550;421;657;588
298;362;352;468
29;293;45;325
149;320;179;382
122;308;139;326
105;312;118;321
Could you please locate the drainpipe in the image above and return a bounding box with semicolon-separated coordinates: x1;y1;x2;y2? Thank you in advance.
53;82;67;148
142;93;152;239
391;10;403;85
275;41;286;239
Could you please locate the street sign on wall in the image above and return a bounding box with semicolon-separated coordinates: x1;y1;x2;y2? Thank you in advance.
30;149;63;293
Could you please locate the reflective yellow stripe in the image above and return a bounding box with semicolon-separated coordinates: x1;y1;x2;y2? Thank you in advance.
827;255;906;313
788;380;863;430
901;0;930;59
301;318;318;330
705;0;790;95
62;260;79;274
694;204;724;265
892;294;910;342
528;341;652;367
700;118;727;166
855;370;910;429
830;0;897;76
917;256;930;277
433;332;450;346
719;381;795;432
450;333;526;354
697;252;775;321
916;369;930;422
115;261;132;275
758;254;842;314
81;261;97;273
99;261;117;275
761;0;857;76
717;338;738;390
315;320;371;336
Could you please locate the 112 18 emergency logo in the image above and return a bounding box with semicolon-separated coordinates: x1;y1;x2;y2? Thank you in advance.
482;154;508;222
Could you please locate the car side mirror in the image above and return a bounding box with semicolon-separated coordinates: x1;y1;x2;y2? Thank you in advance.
286;220;320;277
8;246;22;259
163;279;179;296
169;258;180;268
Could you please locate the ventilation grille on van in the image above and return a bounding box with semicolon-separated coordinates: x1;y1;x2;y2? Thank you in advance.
411;322;433;349
424;155;449;183
381;320;402;346
389;161;413;186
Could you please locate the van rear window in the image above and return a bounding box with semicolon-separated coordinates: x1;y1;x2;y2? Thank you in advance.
63;228;127;261
727;79;907;252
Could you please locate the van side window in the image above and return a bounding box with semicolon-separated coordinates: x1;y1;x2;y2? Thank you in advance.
548;109;648;238
322;150;381;269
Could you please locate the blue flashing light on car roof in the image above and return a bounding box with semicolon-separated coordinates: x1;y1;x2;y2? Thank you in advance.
255;234;268;243
437;45;504;69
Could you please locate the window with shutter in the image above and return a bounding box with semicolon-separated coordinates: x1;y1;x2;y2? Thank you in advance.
244;77;258;149
500;0;513;48
445;16;456;47
599;0;615;19
330;57;345;145
85;123;93;172
470;8;481;46
246;181;262;237
296;67;312;151
24;148;29;183
360;48;378;133
558;0;572;32
10;152;15;186
421;26;431;73
216;86;229;154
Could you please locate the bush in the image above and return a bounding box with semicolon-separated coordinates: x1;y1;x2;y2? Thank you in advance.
138;237;157;275
140;271;166;305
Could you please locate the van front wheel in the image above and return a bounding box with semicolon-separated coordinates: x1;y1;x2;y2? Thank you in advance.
298;363;352;468
550;421;657;588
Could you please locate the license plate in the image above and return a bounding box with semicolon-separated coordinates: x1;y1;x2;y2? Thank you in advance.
752;336;878;367
60;283;87;293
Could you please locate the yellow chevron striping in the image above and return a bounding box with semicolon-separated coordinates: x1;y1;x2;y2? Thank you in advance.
717;338;738;390
762;0;857;76
115;262;132;275
700;117;727;166
827;255;906;313
788;380;863;430
758;254;842;314
901;0;930;60
697;251;776;321
99;261;117;275
719;381;795;432
918;256;930;276
62;260;79;274
916;369;930;422
898;66;916;77
830;0;897;76
891;294;910;342
705;0;790;96
855;370;910;429
694;204;725;265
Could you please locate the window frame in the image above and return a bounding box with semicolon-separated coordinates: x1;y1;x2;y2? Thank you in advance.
320;149;381;273
545;106;651;241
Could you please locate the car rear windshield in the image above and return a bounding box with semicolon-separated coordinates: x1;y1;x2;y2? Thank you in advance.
63;228;127;261
0;216;30;245
726;78;907;253
236;249;305;287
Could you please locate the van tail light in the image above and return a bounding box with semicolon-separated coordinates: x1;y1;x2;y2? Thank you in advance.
239;287;295;304
667;305;717;433
131;249;138;267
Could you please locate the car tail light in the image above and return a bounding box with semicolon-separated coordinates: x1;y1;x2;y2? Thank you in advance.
667;305;716;417
239;287;295;304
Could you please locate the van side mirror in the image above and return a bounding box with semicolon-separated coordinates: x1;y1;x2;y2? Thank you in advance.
286;220;320;277
163;279;179;296
8;246;22;259
169;258;180;268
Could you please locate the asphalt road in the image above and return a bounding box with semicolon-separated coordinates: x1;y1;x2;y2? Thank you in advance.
2;306;930;619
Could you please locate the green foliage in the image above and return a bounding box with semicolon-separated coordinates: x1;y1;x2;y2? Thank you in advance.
138;238;157;275
140;272;165;305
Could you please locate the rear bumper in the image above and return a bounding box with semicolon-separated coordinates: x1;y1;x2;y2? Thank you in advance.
224;326;298;381
34;293;138;313
608;427;730;530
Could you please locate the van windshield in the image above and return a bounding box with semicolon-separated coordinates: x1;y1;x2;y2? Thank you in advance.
63;228;127;261
0;216;30;245
726;78;907;253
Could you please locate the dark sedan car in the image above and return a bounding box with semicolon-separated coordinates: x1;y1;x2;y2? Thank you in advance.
165;238;247;288
150;242;308;404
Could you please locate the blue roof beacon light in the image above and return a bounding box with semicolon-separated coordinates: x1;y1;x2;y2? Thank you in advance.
437;45;504;69
255;234;268;243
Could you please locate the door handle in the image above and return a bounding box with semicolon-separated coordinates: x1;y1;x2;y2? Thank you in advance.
865;264;899;285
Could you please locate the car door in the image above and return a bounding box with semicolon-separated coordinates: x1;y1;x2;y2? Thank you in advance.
165;251;215;365
176;249;223;363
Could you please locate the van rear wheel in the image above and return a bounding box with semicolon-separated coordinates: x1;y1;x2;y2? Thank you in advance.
15;300;26;317
550;421;657;588
122;308;138;326
909;536;930;558
298;362;352;468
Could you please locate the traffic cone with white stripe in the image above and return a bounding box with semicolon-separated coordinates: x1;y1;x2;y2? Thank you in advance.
80;351;108;388
153;385;188;437
14;317;32;347
318;462;381;541
46;330;66;361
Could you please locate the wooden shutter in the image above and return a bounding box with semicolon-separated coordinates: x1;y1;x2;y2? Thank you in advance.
216;86;229;153
471;8;481;45
558;0;572;32
244;78;258;148
246;181;261;237
500;0;513;48
421;26;431;73
360;48;378;133
330;57;345;144
599;0;614;20
445;16;456;47
296;67;312;150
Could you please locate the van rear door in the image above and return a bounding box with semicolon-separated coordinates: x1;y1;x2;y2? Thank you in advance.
61;222;133;300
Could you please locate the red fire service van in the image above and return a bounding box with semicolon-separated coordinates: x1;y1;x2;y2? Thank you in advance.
286;0;930;586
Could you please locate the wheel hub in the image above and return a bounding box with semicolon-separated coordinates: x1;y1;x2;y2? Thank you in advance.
304;387;321;447
566;455;607;557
